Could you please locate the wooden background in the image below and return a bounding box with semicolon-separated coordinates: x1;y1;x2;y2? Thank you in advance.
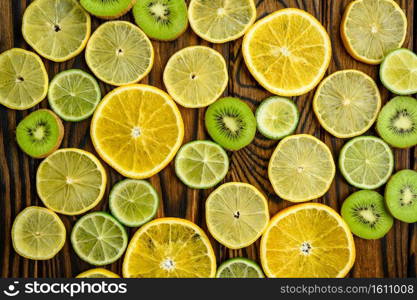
0;0;416;278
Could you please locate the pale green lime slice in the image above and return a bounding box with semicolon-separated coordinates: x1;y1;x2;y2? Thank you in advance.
48;69;101;122
71;212;128;266
339;136;394;189
175;140;229;189
256;97;299;140
109;179;159;227
216;258;264;278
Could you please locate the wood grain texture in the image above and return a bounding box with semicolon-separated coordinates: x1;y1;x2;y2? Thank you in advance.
0;0;416;278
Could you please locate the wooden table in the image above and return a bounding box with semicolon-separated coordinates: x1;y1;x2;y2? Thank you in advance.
0;0;416;278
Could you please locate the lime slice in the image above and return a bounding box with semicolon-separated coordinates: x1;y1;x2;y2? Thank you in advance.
206;182;270;249
0;48;48;110
256;97;299;140
12;206;66;260
85;21;154;86
109;179;159;227
380;48;417;95
339;136;394;189
22;0;91;62
48;69;101;122
175;140;229;189
71;212;128;266
216;258;264;278
36;148;107;215
76;268;120;278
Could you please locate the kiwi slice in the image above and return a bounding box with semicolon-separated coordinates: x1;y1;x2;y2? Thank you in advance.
205;97;256;151
341;190;393;240
80;0;136;19
376;96;417;148
16;109;64;158
385;169;417;223
133;0;188;41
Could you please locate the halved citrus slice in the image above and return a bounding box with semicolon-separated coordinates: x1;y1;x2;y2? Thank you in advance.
76;268;120;278
91;85;184;179
216;258;264;278
260;203;355;278
123;218;216;278
242;8;331;96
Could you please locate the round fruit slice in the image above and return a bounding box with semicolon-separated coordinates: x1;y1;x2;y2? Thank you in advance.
268;134;335;202
36;148;107;215
313;70;381;138
175;140;229;189
109;179;159;227
163;46;228;108
242;8;332;96
48;69;101;122
80;0;136;19
71;212;128;266
341;190;393;240
76;268;120;278
91;85;184;179
16;109;64;158
12;206;66;260
216;258;264;278
341;0;407;65
339;136;394;189
256;96;299;140
188;0;256;43
85;21;154;86
123;218;216;278
133;0;188;41
206;182;269;249
385;169;417;223
376;96;417;149
261;203;355;278
380;48;417;95
0;48;48;110
22;0;91;62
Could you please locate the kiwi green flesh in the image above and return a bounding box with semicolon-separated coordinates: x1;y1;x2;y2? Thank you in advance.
341;190;393;240
80;0;135;19
133;0;188;41
385;169;417;223
205;97;256;151
16;109;64;158
377;96;417;148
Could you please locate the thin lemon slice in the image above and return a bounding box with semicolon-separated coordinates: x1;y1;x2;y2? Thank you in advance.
86;21;154;86
76;268;120;278
242;8;331;96
188;0;256;43
268;134;335;202
0;48;48;110
313;70;381;138
91;85;184;179
341;0;407;65
36;148;107;215
163;46;228;108
206;182;270;249
22;0;91;62
123;218;216;278
260;203;355;278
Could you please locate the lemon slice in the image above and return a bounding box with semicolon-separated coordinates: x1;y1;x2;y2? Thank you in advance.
313;70;381;138
0;48;48;110
260;203;355;278
36;148;107;215
12;206;66;260
205;182;270;249
341;0;407;65
22;0;91;62
188;0;256;43
268;134;335;202
242;8;331;96
123;218;216;278
91;85;184;179
163;46;228;108
76;268;120;278
86;21;154;86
